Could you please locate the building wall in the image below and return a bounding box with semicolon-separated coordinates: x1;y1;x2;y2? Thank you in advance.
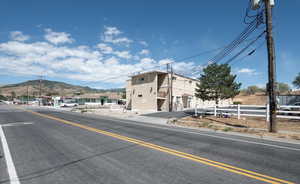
171;73;231;110
126;72;233;112
126;80;132;109
128;72;158;111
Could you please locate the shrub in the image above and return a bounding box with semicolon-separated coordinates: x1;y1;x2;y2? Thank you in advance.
223;127;233;132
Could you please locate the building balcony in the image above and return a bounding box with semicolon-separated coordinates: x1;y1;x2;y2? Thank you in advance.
157;91;167;99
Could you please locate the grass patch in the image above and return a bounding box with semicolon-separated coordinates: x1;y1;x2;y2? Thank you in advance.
201;122;210;127
223;127;233;132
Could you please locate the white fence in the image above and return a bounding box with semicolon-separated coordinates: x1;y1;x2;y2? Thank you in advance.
194;104;300;120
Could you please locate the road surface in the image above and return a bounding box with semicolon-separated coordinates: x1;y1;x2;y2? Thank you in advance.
0;104;299;184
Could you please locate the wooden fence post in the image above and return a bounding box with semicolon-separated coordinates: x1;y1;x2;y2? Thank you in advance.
237;104;241;119
266;104;270;122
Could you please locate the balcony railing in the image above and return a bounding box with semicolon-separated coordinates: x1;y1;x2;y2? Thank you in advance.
157;91;167;98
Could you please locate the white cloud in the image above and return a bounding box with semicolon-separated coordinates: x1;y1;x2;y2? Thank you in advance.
139;41;148;47
97;43;113;54
104;57;119;65
44;28;74;45
159;58;173;65
101;26;132;45
97;43;132;59
103;36;132;45
114;51;132;59
139;49;150;55
10;31;30;42
237;68;256;75
104;26;122;36
0;28;198;85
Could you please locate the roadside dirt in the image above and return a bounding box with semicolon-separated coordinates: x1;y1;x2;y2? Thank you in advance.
170;116;300;141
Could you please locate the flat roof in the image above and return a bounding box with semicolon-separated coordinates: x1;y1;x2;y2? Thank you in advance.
130;70;199;82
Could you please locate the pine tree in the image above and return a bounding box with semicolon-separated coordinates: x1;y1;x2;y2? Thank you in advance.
293;73;300;89
195;63;241;105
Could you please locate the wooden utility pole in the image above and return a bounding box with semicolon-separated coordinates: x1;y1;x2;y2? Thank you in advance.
38;75;43;106
27;85;29;105
265;0;277;132
170;64;173;112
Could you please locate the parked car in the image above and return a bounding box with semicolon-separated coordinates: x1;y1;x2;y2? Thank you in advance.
280;102;300;111
279;102;300;116
60;102;78;107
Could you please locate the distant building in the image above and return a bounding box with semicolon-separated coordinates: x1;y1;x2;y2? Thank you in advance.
278;94;300;105
74;93;122;105
126;71;231;112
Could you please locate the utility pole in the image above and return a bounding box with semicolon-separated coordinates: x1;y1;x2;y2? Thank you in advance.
38;75;43;106
166;63;171;112
170;64;173;112
264;0;277;132
27;85;29;105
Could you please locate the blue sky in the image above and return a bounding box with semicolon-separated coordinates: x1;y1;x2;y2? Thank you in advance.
0;0;299;89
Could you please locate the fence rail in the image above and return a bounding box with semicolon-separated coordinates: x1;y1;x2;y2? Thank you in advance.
194;104;300;120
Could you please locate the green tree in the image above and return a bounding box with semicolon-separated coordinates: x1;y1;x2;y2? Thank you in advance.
195;63;241;105
244;85;265;95
10;91;16;100
122;92;126;99
277;82;290;93
0;95;7;101
293;73;300;89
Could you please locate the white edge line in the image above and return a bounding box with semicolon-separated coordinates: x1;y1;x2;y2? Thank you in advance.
0;125;21;184
93;116;300;152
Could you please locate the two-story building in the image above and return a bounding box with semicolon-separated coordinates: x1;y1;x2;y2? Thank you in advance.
126;71;231;112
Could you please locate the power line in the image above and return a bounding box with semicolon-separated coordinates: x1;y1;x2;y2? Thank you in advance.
224;31;266;65
209;15;264;64
230;40;265;66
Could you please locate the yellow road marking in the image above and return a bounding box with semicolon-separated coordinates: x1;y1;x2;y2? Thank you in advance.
25;109;294;184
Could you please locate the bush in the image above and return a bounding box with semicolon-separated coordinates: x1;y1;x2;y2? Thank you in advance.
244;85;265;95
0;95;8;101
223;127;233;132
233;101;242;105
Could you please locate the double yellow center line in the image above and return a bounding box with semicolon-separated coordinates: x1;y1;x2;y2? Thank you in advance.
26;109;294;184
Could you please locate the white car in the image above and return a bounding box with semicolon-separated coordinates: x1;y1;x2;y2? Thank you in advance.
280;102;300;111
1;101;13;104
60;102;78;107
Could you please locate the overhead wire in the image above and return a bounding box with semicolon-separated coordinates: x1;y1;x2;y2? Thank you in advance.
84;0;267;85
230;40;265;66
210;14;264;64
224;31;266;65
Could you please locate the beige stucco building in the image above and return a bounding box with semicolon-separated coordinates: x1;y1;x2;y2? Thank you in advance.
126;71;231;112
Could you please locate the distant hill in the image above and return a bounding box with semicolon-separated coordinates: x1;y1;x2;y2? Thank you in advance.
0;80;125;97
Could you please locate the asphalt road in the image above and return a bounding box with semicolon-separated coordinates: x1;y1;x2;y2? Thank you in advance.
0;105;300;184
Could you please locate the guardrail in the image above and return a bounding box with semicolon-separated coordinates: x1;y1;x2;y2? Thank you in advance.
194;104;300;120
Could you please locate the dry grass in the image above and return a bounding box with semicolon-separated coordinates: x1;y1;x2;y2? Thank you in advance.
171;116;300;141
233;93;267;105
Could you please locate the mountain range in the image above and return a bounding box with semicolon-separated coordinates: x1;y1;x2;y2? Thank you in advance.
0;80;124;97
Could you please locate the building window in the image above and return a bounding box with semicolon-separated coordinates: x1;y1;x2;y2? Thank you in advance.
140;77;145;81
189;80;192;84
138;94;142;97
172;77;177;80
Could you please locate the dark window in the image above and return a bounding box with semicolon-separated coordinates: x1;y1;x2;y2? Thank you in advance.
172;77;176;80
140;77;144;81
138;94;142;97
